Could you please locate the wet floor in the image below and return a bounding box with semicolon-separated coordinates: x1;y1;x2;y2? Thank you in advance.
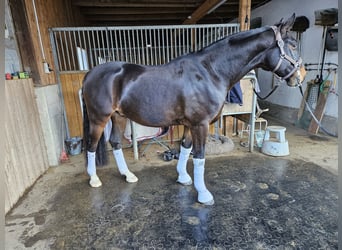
5;154;338;249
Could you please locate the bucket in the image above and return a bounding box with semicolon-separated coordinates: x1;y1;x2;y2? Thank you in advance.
255;130;265;148
65;137;83;155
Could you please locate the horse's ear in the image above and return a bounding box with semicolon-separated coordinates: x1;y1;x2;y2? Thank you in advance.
274;18;284;27
279;13;296;35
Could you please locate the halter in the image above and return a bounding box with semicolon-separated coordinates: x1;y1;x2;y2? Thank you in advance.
270;26;302;86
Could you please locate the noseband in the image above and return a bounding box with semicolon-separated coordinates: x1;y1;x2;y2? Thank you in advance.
270;26;302;85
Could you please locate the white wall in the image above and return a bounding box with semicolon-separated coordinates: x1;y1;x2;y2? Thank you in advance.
35;85;65;166
251;0;338;118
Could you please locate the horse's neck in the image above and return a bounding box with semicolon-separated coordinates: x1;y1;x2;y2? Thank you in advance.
208;27;275;87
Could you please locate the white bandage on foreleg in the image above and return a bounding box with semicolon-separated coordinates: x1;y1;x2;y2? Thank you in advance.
176;145;192;185
113;149;138;183
87;151;102;187
193;158;214;204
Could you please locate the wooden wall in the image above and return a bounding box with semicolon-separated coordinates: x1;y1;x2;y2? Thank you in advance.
60;72;85;138
5;79;49;213
9;0;84;85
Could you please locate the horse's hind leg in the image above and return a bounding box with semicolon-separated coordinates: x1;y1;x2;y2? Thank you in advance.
109;114;138;183
191;123;214;205
87;123;105;187
176;126;193;185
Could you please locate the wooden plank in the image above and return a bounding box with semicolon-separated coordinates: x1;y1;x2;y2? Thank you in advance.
9;0;83;86
9;0;41;84
61;74;76;137
307;81;332;134
183;0;225;24
239;0;251;31
60;72;86;138
70;73;84;136
5;79;49;213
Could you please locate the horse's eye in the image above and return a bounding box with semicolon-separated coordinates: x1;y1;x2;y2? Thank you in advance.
289;44;297;50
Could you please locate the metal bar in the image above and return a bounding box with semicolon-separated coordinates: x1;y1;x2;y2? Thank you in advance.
114;30;119;62
63;31;71;70
131;30;137;63
49;28;70;139
127;30;132;63
91;30;96;68
60;31;67;71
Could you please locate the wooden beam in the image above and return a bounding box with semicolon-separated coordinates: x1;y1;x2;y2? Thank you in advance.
73;0;196;8
183;0;226;24
307;81;332;134
9;0;41;84
81;7;193;16
85;14;189;22
239;0;251;31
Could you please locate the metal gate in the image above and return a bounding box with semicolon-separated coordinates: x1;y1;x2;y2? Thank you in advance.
50;23;239;72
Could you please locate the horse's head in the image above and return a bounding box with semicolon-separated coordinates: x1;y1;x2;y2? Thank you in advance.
265;14;306;87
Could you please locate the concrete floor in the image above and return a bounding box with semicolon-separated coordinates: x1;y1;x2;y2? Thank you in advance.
5;119;338;249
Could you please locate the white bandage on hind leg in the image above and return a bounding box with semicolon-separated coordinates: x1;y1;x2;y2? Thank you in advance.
113;149;138;183
87;151;102;187
193;158;214;205
176;145;192;185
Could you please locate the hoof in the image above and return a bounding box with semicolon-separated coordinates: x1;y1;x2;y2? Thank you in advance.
200;199;215;206
198;191;214;205
89;175;102;187
177;178;193;186
177;175;193;186
124;171;138;183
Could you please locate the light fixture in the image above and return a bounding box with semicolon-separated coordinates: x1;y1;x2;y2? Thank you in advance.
207;0;227;14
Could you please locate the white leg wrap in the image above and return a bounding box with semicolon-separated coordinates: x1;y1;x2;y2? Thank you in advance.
176;146;192;185
113;149;138;183
87;151;102;187
193;158;214;205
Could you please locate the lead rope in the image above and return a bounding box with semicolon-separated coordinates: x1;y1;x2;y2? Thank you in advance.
253;84;279;100
298;85;336;137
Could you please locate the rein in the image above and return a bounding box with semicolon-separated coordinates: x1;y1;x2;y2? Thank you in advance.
253;85;279;100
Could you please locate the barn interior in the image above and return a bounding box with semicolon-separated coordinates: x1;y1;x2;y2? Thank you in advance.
5;0;338;249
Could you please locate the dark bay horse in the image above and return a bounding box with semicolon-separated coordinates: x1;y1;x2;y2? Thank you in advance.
82;14;306;205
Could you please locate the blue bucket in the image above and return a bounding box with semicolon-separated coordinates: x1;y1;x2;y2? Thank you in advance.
65;137;83;155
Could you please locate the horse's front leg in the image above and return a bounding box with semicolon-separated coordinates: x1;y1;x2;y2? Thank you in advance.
176;126;193;185
109;115;138;183
191;123;214;205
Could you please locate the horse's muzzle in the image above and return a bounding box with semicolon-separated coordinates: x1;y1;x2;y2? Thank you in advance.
286;65;307;87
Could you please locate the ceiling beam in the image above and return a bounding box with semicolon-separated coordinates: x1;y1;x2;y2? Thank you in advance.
239;0;251;30
81;7;193;16
84;14;190;21
73;0;197;8
183;0;227;24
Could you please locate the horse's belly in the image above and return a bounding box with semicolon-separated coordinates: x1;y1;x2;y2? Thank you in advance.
120;99;179;127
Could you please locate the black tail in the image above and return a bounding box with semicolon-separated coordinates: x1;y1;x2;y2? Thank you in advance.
82;90;108;167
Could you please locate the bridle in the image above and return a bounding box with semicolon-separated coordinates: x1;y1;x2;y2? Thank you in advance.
256;26;334;136
253;26;334;136
270;26;302;86
253;26;303;100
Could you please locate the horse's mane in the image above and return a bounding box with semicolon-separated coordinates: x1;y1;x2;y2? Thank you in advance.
228;26;271;45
